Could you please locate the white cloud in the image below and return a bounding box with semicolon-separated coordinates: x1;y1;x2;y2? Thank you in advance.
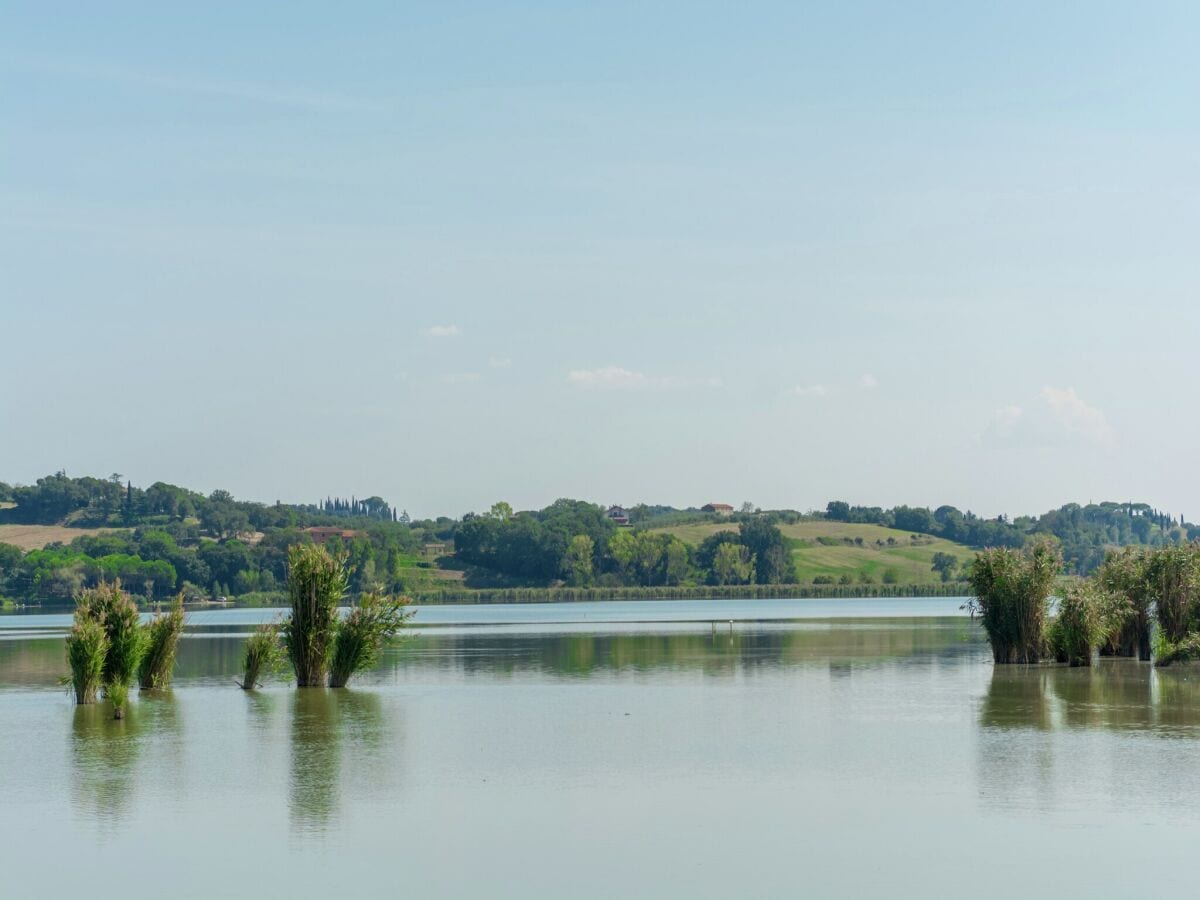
489;356;512;368
1038;386;1115;446
567;367;721;390
422;324;460;338
788;384;828;398
859;374;879;390
441;372;480;385
984;387;1114;448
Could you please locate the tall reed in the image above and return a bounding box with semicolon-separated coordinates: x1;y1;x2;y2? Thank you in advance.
1146;543;1200;644
1049;582;1112;667
65;617;108;705
329;592;413;687
77;582;148;690
1096;547;1152;659
966;539;1060;664
138;595;185;690
281;544;348;687
241;622;284;690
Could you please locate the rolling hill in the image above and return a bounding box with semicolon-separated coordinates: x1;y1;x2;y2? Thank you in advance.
650;520;975;585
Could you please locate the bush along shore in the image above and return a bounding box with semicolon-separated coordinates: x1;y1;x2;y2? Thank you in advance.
408;582;969;604
966;540;1200;667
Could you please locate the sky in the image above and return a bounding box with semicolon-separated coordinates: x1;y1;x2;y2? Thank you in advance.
2;2;1199;520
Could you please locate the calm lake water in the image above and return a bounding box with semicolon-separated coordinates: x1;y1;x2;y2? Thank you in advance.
3;597;1200;899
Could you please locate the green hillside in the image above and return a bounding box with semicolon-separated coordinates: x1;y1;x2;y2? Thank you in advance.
651;520;974;585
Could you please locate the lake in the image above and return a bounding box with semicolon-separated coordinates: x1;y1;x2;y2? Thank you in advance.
3;597;1200;899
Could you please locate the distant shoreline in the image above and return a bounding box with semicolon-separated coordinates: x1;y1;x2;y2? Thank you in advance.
2;582;970;612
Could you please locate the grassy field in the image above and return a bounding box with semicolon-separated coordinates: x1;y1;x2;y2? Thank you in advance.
650;520;976;585
0;524;127;551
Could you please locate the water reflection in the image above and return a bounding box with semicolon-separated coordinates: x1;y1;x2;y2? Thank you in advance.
401;621;980;679
288;690;384;832
980;662;1200;735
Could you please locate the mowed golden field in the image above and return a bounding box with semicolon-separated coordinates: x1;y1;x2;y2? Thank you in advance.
650;520;976;584
0;524;126;551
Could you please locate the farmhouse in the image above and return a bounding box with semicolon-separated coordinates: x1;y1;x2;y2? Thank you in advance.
606;505;631;527
701;503;734;516
303;526;362;543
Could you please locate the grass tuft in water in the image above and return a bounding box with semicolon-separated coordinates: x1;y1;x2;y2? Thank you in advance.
107;681;129;720
241;622;284;690
281;544;348;687
139;595;185;690
65;616;108;705
329;592;413;688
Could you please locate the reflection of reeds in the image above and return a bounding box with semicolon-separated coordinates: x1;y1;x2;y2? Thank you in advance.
1048;662;1154;731
288;689;386;831
289;689;341;829
139;596;185;690
70;702;142;824
980;667;1054;731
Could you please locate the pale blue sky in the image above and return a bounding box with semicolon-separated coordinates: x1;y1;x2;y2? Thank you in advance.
3;2;1199;519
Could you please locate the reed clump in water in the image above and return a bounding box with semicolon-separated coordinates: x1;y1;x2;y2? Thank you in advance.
65;616;108;705
966;539;1061;664
1096;547;1152;659
282;544;348;687
241;622;284;690
329;592;413;688
1048;582;1118;667
1146;543;1200;646
138;595;185;690
66;582;148;711
77;581;149;690
107;681;130;720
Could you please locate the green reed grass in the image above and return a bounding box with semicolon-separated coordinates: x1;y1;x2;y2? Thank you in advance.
281;545;348;687
1146;543;1200;645
107;681;130;720
77;582;148;689
1050;582;1114;667
329;592;413;688
241;622;284;690
1096;547;1152;659
966;539;1060;664
138;595;185;690
65;616;108;705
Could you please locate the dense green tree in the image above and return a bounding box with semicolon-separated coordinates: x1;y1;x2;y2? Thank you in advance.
563;535;595;586
931;552;958;582
712;542;755;585
739;519;795;584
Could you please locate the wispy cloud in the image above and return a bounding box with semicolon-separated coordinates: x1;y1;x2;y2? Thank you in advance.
489;356;512;368
422;324;461;338
984;386;1115;448
440;372;481;385
0;52;384;113
567;366;721;390
788;384;828;398
859;374;879;390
